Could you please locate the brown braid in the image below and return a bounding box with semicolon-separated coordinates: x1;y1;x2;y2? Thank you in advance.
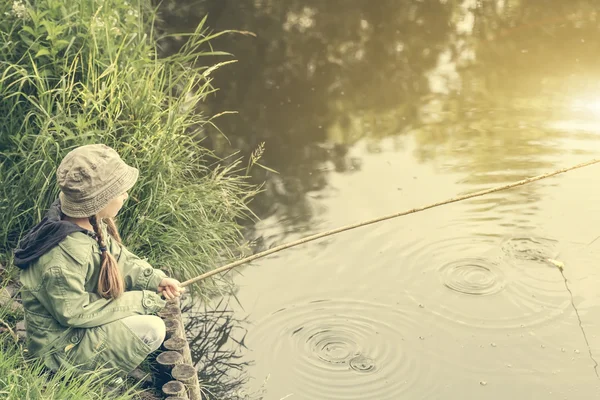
89;215;124;299
105;217;122;244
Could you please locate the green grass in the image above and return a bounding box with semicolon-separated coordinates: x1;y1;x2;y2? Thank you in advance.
0;0;259;294
0;336;145;399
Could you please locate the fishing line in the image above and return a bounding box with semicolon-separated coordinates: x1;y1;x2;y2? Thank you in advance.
181;157;600;288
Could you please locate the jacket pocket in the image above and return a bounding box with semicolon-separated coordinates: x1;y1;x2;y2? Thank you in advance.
25;310;63;332
56;326;109;371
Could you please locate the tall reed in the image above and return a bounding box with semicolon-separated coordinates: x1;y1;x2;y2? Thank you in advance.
0;0;257;293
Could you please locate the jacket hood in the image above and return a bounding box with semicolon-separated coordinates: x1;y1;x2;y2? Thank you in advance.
13;198;93;269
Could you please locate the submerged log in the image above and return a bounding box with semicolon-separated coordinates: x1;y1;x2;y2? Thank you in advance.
162;380;188;398
172;364;202;400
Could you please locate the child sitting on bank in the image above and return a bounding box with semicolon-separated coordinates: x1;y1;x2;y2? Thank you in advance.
14;143;183;375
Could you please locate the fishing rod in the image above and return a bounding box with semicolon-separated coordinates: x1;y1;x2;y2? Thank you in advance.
180;157;600;289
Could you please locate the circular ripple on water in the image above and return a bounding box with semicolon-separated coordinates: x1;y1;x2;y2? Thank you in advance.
249;299;440;400
439;258;506;296
349;355;376;373
404;235;571;329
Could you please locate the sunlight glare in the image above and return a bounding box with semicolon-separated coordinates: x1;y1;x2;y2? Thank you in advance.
571;97;600;116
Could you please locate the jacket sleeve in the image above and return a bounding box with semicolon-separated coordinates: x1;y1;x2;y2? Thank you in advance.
39;265;166;329
118;245;167;292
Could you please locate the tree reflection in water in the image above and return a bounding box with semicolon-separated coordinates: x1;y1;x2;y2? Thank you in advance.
155;0;600;241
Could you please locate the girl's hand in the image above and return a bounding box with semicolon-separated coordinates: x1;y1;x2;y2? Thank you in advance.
158;277;185;300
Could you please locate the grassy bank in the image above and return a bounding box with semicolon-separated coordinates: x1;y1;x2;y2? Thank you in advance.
0;0;256;287
0;0;256;397
0;339;139;399
1;284;145;399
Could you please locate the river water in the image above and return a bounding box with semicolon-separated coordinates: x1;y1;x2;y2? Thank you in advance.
165;1;600;399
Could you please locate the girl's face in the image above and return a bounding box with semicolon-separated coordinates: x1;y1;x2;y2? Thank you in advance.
98;191;129;218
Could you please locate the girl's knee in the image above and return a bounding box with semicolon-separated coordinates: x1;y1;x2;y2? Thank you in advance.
122;315;166;352
143;316;166;351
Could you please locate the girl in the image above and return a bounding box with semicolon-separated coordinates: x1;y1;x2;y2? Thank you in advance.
14;143;183;375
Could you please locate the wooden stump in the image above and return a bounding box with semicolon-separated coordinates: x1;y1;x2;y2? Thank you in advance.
157;351;183;372
163;337;187;353
163;336;191;364
172;364;202;400
164;318;183;341
160;298;193;364
158;304;181;318
162;381;188;398
163;335;192;366
155;297;201;398
155;350;184;385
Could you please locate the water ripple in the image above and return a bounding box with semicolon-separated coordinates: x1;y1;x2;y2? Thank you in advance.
501;237;558;262
404;235;571;329
349;355;376;372
249;299;440;400
439;258;505;296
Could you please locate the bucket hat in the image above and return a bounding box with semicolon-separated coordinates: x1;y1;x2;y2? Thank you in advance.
57;144;139;218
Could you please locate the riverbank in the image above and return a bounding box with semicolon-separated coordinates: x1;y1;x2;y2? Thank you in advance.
0;0;255;398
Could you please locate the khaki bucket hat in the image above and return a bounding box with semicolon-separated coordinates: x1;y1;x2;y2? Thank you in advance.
57;144;139;218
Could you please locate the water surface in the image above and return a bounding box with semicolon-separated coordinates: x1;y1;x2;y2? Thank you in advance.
167;1;600;398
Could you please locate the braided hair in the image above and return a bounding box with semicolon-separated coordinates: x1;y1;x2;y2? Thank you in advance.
89;215;124;299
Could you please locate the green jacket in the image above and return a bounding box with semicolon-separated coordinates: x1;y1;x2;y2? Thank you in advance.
20;228;167;373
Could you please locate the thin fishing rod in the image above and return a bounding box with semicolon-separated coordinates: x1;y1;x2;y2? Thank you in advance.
181;157;600;288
